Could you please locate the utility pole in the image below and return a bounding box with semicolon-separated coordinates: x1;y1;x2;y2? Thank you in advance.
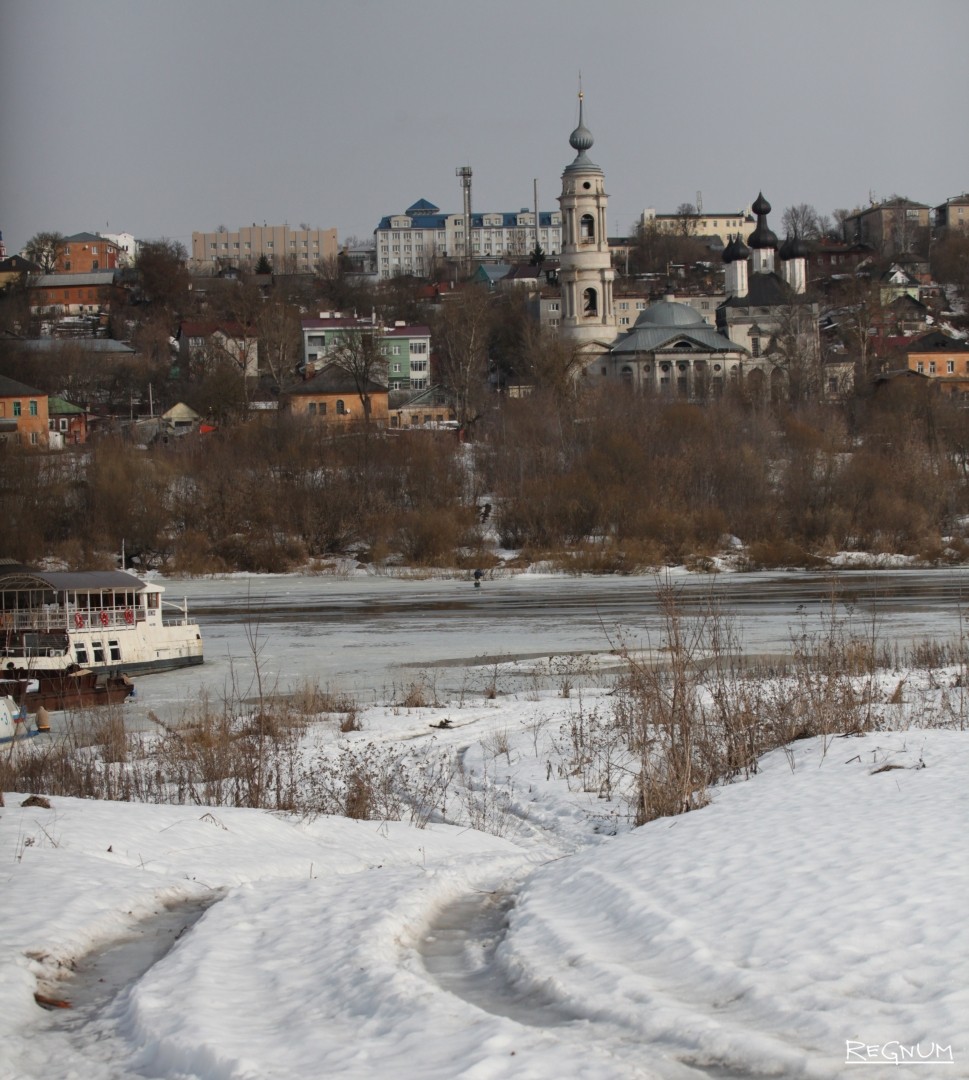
456;166;472;278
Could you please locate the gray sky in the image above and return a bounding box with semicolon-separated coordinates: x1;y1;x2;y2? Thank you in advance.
2;0;967;257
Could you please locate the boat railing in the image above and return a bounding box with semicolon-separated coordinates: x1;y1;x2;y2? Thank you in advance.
161;597;194;626
1;606;145;633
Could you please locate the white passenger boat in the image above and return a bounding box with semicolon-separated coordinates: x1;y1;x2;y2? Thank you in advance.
0;566;204;678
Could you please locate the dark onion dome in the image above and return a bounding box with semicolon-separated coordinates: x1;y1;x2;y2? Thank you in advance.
780;234;809;260
751;192;772;217
748;191;777;249
723;236;751;263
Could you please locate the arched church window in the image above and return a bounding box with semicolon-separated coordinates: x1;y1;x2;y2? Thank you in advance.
583;288;598;316
621;366;633;384
580;214;595;243
336;399;347;415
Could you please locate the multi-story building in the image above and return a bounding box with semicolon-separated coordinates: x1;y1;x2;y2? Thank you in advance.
56;233;119;273
639;207;755;244
933;194;969;234
98;232;139;267
191;224;338;273
301;313;432;391
374;199;562;280
843;198;931;256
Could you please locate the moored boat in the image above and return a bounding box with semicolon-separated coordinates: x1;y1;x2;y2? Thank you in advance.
0;565;204;679
0;691;41;745
0;670;135;714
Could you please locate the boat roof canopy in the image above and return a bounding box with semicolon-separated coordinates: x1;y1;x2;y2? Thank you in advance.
0;567;148;593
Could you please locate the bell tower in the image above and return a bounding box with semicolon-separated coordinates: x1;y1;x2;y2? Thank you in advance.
557;90;616;349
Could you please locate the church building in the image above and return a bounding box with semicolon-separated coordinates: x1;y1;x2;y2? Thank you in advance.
556;96;820;401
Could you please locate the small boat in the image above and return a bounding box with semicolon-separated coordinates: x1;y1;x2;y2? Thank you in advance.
0;669;135;714
0;565;203;679
0;692;41;745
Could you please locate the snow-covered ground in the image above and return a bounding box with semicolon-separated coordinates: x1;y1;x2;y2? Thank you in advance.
2;669;967;1080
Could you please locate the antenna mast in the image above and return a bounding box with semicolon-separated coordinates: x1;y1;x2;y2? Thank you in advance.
456;166;472;277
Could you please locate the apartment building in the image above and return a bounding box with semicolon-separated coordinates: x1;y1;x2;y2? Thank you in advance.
374;199;562;280
301;312;432;391
191;224;338;272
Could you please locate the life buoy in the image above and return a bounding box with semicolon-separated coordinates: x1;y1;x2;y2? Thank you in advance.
124;608;134;625
74;611;85;629
99;610;109;628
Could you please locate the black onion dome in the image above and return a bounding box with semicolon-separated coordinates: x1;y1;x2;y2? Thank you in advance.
722;237;739;264
751;192;772;216
780;233;810;260
748;193;778;250
733;236;751;259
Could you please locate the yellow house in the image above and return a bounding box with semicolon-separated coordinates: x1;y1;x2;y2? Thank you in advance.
905;331;969;396
0;375;49;448
281;363;390;426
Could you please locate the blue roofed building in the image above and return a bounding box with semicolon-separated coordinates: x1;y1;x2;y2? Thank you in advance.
374;199;561;280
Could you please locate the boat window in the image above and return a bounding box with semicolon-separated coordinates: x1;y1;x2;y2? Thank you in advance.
108;640;121;661
92;641;104;663
75;644;88;665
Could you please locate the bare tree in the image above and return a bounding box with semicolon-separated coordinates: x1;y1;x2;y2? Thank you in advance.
782;204;821;240
328;328;387;426
135;239;190;313
516;321;583;403
23;231;66;273
256;295;302;385
432;286;494;433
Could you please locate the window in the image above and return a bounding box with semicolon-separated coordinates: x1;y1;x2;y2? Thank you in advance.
13;401;21;417
336;399;346;415
619;316;630;326
75;644;88;665
392;363;401;373
109;640;121;662
30;432;39;445
929;361;937;375
948;361;955;374
548;302;560;311
751;338;761;358
60;418;68;432
29;400;38;416
92;641;105;663
410;341;427;353
410;360;428;372
308;402;317;415
916;361;924;373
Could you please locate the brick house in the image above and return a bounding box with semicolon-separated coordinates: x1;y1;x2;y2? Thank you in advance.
27;271;120;316
48;396;89;446
56;232;119;273
0;375;49;447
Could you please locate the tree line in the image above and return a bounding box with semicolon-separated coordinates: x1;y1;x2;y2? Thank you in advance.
2;379;968;574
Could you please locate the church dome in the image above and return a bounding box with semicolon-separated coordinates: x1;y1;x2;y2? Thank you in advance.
723;236;751;264
751;192;772;217
779;234;809;260
634;300;706;328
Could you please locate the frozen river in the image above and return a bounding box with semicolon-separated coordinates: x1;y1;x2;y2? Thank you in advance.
117;567;969;728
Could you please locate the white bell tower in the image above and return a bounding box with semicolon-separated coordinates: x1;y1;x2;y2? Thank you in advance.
557;90;616;350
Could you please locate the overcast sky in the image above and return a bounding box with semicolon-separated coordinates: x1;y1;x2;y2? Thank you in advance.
2;0;967;257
